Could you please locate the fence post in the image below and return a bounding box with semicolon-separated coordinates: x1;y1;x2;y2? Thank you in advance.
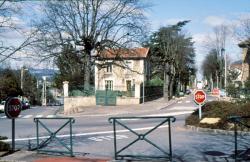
134;84;140;98
63;81;69;97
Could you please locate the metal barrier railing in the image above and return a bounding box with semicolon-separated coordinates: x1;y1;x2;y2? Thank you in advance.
34;117;75;156
109;116;176;161
228;116;250;161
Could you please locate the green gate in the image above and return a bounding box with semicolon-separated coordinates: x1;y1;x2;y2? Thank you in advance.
96;90;117;106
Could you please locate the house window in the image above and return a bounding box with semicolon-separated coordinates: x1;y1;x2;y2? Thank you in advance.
106;63;112;73
105;80;113;90
125;60;133;73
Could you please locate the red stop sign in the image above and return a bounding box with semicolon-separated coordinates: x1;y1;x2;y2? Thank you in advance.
4;97;22;119
194;90;206;104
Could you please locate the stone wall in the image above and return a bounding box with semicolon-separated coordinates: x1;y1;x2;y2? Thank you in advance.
64;96;140;114
64;96;96;114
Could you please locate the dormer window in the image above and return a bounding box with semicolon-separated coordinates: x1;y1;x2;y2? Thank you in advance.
125;60;133;73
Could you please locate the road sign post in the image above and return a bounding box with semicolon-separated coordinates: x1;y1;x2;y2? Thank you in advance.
194;90;206;119
4;97;22;152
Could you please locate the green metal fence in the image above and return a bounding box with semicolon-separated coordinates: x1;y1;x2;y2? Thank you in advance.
228;116;250;161
34;117;75;156
108;116;176;161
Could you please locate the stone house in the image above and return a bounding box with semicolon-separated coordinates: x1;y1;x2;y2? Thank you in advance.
63;47;151;113
238;40;250;82
95;47;150;101
229;60;243;83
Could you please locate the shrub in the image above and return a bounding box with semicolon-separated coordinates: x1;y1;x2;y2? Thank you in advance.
185;101;250;130
0;136;9;151
147;77;163;86
226;84;237;98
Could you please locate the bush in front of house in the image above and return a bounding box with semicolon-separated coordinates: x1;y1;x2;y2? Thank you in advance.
185;101;250;130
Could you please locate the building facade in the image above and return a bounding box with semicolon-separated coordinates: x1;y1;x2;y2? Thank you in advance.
239;40;250;82
95;47;150;98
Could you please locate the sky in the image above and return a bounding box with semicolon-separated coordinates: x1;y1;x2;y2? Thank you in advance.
1;0;250;79
147;0;250;79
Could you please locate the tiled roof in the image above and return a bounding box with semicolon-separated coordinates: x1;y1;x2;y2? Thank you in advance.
98;47;149;59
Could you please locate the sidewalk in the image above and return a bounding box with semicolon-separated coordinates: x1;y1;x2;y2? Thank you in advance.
59;97;183;117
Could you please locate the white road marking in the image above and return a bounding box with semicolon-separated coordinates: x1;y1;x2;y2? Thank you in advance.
177;101;182;104
185;100;191;103
147;111;194;117
1;114;57;119
88;135;128;142
35;115;43;118
1;125;169;142
168;106;197;111
22;115;33;119
119;111;194;121
120;119;139;121
208;99;212;102
47;115;55;118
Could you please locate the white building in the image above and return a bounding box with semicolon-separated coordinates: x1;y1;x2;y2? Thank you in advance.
95;47;150;99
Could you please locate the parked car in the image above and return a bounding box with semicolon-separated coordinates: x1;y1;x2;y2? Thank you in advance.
179;91;185;97
186;89;191;95
220;89;226;97
22;101;30;110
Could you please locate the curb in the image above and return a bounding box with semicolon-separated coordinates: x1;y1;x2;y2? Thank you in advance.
185;125;250;136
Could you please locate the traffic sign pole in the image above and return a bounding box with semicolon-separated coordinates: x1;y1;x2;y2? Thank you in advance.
4;97;22;152
12;119;15;152
194;90;206;120
199;104;202;119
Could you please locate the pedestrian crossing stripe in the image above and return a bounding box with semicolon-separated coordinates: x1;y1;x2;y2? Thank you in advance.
0;114;57;119
0;116;6;118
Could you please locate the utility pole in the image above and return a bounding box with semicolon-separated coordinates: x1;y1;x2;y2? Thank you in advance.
221;48;226;90
224;51;227;96
42;76;47;106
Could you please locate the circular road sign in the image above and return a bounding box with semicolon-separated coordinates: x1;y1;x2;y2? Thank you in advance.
4;97;22;119
194;90;206;104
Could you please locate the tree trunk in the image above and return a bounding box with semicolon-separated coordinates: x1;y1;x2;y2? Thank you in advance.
163;63;170;101
84;54;91;90
169;78;174;99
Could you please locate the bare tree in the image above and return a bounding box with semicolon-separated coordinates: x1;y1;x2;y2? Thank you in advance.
0;0;35;63
203;25;230;89
31;0;149;88
234;17;250;47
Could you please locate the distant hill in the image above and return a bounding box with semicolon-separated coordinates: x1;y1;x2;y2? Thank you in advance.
29;68;58;79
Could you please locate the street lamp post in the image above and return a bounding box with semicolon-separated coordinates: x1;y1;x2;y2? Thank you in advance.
221;48;227;94
20;67;28;100
42;76;47;106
